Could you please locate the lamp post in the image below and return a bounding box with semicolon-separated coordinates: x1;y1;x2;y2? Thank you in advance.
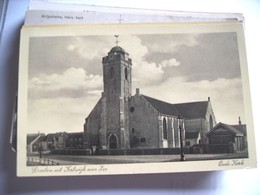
178;115;185;161
38;142;43;158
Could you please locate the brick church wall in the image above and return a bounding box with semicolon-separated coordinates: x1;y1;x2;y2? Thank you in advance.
129;94;160;148
83;98;102;149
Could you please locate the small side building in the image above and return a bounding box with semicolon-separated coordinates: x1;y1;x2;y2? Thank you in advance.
27;133;45;153
206;119;247;153
42;132;68;151
66;132;84;149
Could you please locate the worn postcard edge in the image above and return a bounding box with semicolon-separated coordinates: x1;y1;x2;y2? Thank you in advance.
17;22;257;177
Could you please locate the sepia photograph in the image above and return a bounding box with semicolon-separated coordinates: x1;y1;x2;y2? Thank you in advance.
17;22;256;176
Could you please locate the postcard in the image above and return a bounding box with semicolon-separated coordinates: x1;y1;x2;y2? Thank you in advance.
17;21;256;176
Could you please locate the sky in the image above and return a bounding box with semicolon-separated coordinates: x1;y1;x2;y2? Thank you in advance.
28;32;245;134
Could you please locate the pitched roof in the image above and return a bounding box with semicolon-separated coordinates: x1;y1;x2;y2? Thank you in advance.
142;95;181;116
68;132;83;138
68;132;83;136
37;136;46;143
174;101;208;119
231;124;247;135
27;134;40;145
46;133;58;142
206;122;243;136
27;134;45;145
142;95;209;118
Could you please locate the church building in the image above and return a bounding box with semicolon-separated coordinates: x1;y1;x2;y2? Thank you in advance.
83;42;217;151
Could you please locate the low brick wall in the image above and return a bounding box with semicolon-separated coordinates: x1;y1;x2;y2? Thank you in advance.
50;147;190;156
97;147;190;155
51;148;91;155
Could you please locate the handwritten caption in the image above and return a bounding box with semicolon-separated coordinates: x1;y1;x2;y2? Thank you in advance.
31;165;107;175
218;159;244;167
41;15;84;20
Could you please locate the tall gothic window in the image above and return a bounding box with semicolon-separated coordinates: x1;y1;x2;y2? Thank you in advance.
209;115;213;130
110;67;114;79
163;117;168;140
125;67;128;80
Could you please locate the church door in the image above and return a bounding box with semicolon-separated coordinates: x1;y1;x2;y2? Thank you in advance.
109;134;117;149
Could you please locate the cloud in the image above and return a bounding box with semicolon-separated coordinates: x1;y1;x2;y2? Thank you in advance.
117;35;181;86
27;67;103;133
160;58;180;68
30;35;184;90
140;34;199;54
139;76;244;124
66;36;112;60
28;96;99;133
132;61;164;86
119;35;149;62
131;58;181;86
29;67;103;98
27;33;244;133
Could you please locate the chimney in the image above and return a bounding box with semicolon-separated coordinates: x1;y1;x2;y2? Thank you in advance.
238;116;241;125
208;97;210;102
136;88;140;95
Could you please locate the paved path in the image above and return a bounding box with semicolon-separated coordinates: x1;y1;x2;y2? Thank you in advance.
28;151;248;166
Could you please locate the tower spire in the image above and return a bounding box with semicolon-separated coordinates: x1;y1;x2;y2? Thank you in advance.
114;35;119;46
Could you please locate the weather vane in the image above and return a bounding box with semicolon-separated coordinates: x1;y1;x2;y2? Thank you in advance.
114;35;119;46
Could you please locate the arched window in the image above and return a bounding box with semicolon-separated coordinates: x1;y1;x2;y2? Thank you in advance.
163;117;168;140
125;67;128;80
209;115;213;130
110;67;114;79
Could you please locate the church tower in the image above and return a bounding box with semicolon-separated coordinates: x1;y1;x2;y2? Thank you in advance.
100;36;132;149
